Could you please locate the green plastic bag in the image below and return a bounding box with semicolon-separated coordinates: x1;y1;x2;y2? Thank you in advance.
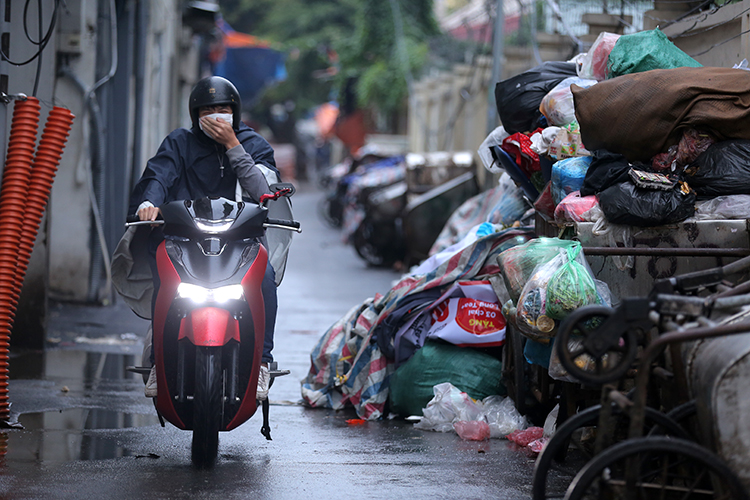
388;341;505;417
498;237;580;304
607;28;701;79
545;244;598;320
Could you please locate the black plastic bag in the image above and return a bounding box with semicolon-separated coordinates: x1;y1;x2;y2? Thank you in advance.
598;181;696;227
495;61;577;134
580;150;651;196
684;140;750;198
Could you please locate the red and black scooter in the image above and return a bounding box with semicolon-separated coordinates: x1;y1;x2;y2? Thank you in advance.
127;183;300;468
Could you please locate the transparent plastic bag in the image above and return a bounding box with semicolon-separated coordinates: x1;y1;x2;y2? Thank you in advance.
545;244;599;320
483;395;527;438
414;382;485;432
540;77;597;127
454;420;491;441
498;238;580;304
516;242;600;339
577;32;621;81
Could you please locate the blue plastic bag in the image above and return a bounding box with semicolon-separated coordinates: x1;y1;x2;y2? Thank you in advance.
551;156;593;205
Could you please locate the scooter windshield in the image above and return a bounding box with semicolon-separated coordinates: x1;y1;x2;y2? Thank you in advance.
189;197;241;221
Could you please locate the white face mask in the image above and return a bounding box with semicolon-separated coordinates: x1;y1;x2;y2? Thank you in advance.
199;113;233;139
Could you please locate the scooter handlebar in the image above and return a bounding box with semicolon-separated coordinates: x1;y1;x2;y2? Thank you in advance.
125;214;164;227
265;218;302;233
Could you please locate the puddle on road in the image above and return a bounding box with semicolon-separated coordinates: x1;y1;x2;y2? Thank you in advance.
6;409;160;462
4;349;160;463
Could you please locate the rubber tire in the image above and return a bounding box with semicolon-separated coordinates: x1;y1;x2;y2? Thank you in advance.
532;404;691;500
353;222;386;267
565;436;749;500
191;346;222;469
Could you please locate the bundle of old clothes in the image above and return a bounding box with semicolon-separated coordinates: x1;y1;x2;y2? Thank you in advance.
301;226;535;419
487;28;750;233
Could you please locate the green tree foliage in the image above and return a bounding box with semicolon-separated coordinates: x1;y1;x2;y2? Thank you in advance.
219;0;438;118
219;0;359;119
337;0;438;114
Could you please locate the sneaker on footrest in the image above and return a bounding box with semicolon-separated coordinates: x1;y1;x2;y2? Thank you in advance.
145;365;157;398
257;364;270;401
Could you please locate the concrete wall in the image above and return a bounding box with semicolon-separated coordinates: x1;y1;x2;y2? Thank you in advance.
655;0;750;66
0;0;200;345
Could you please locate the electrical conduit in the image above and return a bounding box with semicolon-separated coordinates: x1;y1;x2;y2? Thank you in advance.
14;107;75;306
0;98;41;420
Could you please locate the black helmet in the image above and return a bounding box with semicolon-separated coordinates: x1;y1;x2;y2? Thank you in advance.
188;76;242;130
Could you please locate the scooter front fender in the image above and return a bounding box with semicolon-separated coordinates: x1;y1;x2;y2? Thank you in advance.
179;307;240;346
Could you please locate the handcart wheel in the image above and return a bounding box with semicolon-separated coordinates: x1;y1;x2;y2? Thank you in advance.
564;436;748;500
556;305;638;385
647;399;697;438
532;404;690;500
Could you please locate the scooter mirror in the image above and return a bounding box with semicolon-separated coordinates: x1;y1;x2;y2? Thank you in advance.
269;182;295;197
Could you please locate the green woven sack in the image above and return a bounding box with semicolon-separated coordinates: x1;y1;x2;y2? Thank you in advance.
388;340;506;417
607;28;701;79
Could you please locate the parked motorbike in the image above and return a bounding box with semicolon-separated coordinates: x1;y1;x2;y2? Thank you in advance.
126;184;300;468
352;179;408;267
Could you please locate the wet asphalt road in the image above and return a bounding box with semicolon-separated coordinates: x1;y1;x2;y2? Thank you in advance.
1;182;540;499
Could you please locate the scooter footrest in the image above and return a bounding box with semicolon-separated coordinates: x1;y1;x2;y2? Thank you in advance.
126;366;152;375
269;369;290;378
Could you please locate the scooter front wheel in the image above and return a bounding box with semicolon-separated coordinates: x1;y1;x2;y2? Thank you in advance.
191;346;222;469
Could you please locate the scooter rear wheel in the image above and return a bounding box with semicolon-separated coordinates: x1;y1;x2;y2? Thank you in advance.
192;346;222;469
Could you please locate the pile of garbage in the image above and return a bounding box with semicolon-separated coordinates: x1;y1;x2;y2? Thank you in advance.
301;27;750;444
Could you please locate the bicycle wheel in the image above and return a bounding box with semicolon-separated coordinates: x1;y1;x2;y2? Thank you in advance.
565;436;748;500
533;405;691;499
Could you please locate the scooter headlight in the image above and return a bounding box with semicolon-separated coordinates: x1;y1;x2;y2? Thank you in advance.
176;283;244;304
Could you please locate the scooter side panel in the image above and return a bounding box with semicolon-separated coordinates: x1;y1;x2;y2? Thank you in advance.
154;241;186;429
226;244;268;430
179;307;241;346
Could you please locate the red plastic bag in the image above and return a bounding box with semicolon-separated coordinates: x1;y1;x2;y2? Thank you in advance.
454;420;491;441
553;191;598;224
506;426;544;447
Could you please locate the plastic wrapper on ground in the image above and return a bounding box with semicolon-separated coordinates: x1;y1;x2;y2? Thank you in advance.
506;427;544;447
414;383;526;439
453;421;491;441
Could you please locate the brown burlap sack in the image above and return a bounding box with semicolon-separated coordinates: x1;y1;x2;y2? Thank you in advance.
572;67;750;161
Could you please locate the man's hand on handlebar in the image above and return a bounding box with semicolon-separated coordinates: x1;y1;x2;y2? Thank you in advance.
138;205;161;224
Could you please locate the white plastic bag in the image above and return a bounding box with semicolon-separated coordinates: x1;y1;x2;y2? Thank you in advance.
415;383;527;438
478;126;511;173
415;382;485;432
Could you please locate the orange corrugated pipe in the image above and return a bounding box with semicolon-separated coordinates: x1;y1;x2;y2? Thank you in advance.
0;97;40;420
13;107;75;308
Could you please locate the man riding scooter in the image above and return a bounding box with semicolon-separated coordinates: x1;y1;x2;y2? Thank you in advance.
123;76;282;400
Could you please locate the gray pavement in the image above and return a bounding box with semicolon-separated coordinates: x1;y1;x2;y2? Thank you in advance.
1;182;540;499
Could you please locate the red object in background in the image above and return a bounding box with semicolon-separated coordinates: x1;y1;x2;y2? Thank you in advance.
346;418;366;426
334;110;366;154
